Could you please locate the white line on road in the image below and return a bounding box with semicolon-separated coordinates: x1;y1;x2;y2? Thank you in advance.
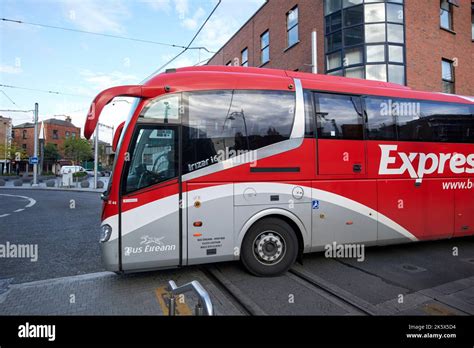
0;194;37;217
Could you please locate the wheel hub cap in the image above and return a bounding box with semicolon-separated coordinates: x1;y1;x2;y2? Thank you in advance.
254;232;284;264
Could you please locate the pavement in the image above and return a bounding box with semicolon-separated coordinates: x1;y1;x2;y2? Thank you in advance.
0;176;109;193
0;189;473;316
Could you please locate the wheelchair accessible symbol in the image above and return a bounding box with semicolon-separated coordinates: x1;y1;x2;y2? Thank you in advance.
312;200;320;209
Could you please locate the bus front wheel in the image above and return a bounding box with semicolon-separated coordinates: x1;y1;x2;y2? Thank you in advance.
240;217;298;277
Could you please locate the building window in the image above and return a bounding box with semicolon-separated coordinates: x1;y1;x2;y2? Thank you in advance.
22;130;27;139
324;0;406;85
287;6;299;47
440;0;453;31
241;48;248;67
65;131;70;139
22;144;26;149
72;132;76;139
261;30;270;65
53;130;59;139
471;3;474;40
442;59;455;94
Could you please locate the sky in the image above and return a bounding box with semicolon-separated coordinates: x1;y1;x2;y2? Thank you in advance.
0;0;265;143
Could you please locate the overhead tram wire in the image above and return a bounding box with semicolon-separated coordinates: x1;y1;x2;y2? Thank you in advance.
0;89;21;107
142;0;222;82
0;84;91;98
0;18;214;53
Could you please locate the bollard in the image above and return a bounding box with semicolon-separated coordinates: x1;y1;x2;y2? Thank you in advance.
167;280;213;316
168;295;176;316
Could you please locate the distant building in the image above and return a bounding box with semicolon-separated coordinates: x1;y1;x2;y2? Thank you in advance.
0;116;13;174
207;0;474;95
13;116;81;158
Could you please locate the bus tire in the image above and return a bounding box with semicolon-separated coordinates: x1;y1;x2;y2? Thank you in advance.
241;217;298;277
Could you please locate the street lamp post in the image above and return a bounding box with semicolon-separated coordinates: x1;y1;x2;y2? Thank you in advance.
3;121;7;175
32;103;39;187
94;126;98;189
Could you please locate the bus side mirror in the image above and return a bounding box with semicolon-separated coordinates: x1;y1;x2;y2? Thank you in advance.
112;121;125;152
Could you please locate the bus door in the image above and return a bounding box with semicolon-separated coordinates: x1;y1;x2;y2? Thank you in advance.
120;96;183;271
312;92;377;246
314;92;366;176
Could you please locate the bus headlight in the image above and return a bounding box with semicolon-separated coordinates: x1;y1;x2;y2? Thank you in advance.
100;224;112;243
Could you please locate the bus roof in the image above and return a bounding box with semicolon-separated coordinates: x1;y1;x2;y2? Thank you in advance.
146;65;473;105
85;66;472;139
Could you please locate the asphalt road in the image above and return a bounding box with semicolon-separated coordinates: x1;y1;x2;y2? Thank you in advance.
0;189;103;284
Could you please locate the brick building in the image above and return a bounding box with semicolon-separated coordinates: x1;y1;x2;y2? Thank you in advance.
13;116;81;158
208;0;474;95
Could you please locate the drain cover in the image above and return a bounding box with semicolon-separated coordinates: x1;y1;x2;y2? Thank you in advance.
400;264;427;273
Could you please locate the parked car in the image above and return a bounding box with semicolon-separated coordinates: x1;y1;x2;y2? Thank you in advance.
59;166;85;175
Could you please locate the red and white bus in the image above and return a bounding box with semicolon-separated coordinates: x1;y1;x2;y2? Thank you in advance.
84;66;474;276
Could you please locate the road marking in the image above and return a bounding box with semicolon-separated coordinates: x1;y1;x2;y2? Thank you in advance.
155;286;193;316
0;194;36;217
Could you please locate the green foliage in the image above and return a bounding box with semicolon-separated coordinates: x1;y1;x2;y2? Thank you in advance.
73;171;87;178
63;137;93;163
44;143;61;161
0;143;27;161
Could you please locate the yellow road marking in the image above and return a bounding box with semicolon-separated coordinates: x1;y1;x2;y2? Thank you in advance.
155;286;193;316
422;303;459;316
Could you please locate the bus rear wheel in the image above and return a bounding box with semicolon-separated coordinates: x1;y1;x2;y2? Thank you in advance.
241;218;298;277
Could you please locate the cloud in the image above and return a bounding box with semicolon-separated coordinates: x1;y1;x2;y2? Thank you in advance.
141;0;172;13
62;0;130;34
182;7;206;30
195;0;265;52
174;0;189;19
0;64;23;74
80;69;138;90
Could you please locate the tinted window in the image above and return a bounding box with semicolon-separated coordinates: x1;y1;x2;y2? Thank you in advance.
365;97;397;140
304;91;315;138
343;5;363;27
140;94;180;121
315;93;364;140
365;97;474;143
398;101;473;143
183;90;295;173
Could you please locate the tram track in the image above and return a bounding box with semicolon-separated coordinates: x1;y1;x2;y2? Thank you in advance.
201;263;387;316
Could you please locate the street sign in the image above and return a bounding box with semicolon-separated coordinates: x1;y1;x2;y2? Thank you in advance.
29;157;39;165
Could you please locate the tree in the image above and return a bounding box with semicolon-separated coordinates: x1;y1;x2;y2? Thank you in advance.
0;143;27;161
44;143;61;162
63;137;93;164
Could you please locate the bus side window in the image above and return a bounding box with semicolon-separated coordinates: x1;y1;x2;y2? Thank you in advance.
365;97;397;140
304;90;315;138
315;93;364;140
183;90;296;174
398;101;473;143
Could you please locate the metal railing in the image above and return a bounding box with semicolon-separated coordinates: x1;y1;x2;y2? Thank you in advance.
167;280;213;316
